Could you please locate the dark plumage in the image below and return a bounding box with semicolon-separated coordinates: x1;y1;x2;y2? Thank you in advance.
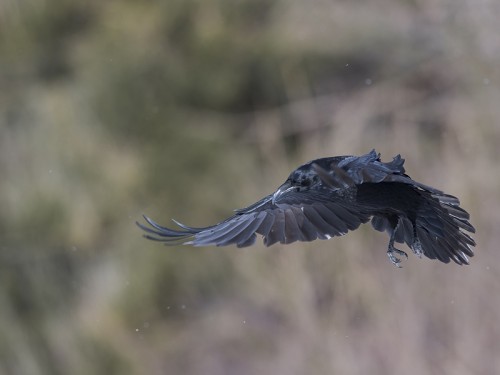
137;150;475;266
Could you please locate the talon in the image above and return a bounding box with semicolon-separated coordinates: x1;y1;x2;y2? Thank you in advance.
387;251;402;267
394;248;408;259
386;218;408;267
387;245;408;267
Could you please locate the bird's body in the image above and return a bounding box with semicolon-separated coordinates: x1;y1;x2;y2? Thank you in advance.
138;150;475;266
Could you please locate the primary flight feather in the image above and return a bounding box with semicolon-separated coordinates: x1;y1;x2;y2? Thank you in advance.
137;150;475;266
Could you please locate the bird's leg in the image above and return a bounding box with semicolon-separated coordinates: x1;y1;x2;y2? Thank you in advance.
411;236;423;258
409;225;423;258
387;220;408;267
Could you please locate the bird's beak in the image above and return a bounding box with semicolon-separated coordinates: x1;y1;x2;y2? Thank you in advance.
272;181;296;205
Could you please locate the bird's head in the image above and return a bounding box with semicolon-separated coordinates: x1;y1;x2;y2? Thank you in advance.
272;163;322;205
287;164;322;191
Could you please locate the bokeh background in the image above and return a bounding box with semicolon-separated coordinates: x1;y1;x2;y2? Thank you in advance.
1;0;499;374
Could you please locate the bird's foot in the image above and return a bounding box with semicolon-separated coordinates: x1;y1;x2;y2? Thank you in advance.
387;245;408;268
411;238;423;258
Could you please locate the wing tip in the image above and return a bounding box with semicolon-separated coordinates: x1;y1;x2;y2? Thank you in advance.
137;214;196;244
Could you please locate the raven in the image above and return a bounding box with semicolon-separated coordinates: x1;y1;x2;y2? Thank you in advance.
137;150;475;266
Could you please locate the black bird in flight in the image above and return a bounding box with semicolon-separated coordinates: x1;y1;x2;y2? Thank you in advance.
137;150;475;266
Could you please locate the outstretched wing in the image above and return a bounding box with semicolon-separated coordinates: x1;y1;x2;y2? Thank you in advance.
413;191;475;264
137;190;371;248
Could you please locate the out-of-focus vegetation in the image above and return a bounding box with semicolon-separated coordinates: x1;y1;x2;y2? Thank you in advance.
1;0;499;374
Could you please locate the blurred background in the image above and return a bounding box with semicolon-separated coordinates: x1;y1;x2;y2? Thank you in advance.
1;0;499;374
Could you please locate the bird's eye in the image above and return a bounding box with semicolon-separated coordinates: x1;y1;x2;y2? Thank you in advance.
300;179;311;187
